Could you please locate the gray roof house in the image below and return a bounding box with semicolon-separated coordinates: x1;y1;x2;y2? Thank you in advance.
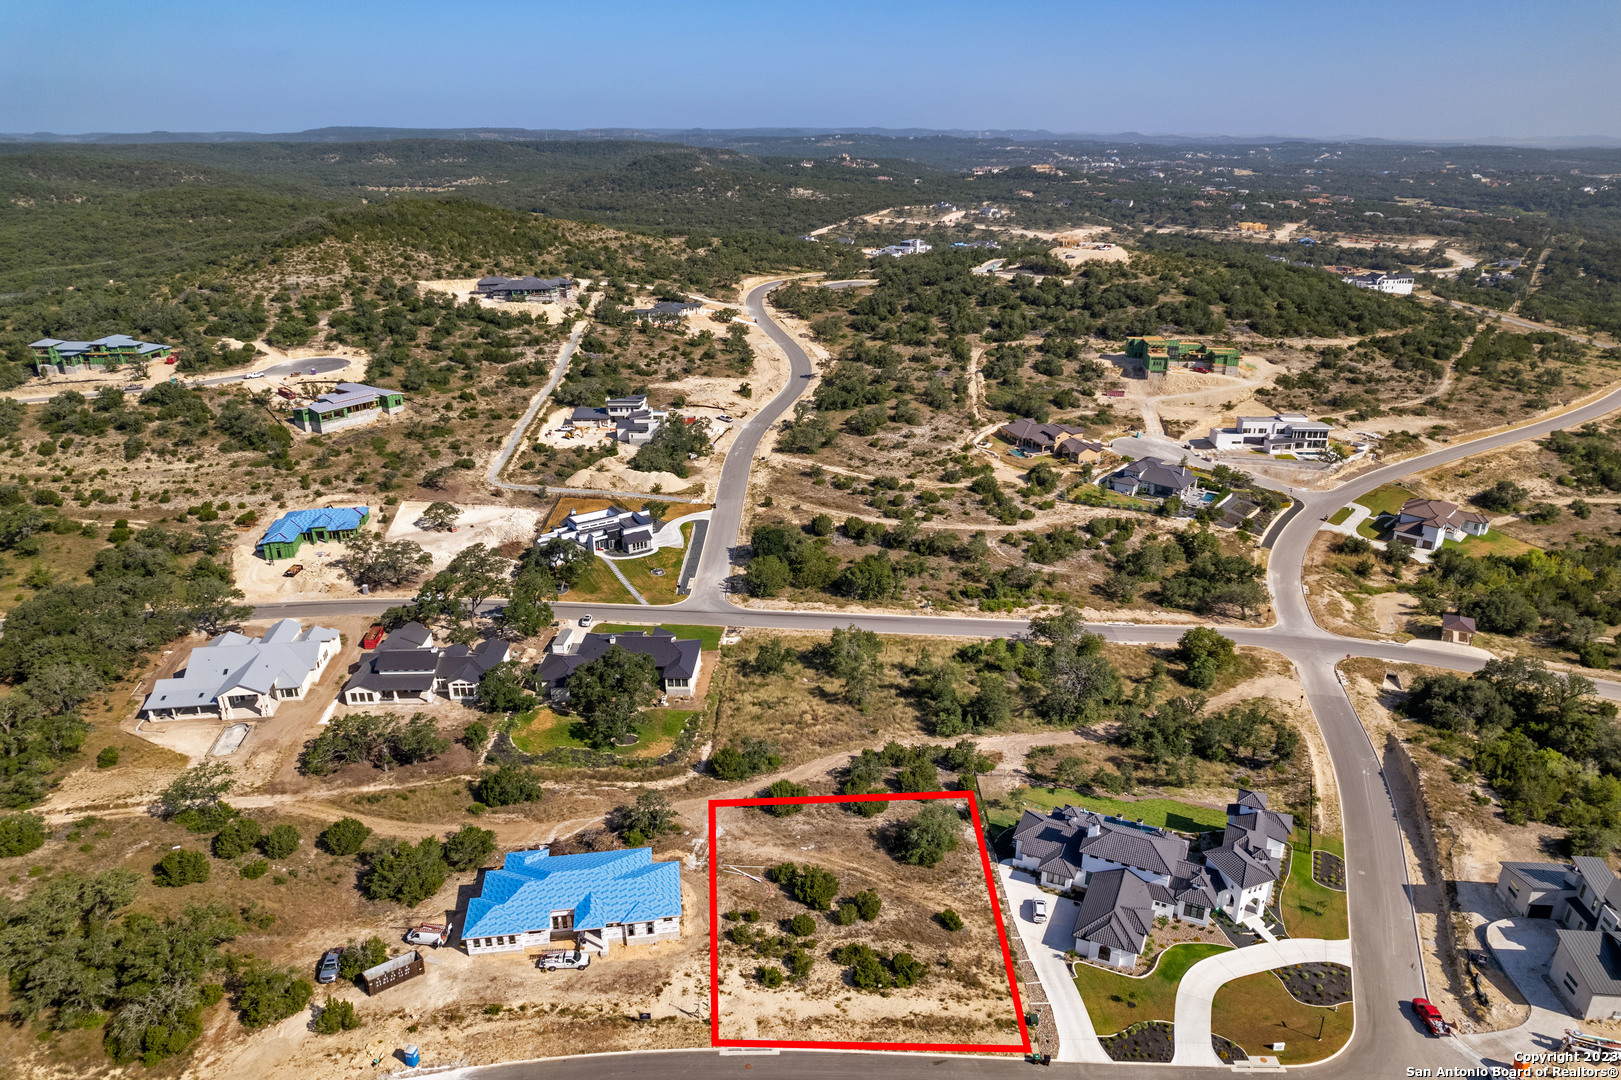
997;418;1087;453
140;619;341;721
1493;855;1621;1018
536;627;703;699
1553;929;1621;1020
341;622;509;705
475;276;576;303
630;301;703;323
1012;788;1290;970
1107;458;1200;499
537;506;659;556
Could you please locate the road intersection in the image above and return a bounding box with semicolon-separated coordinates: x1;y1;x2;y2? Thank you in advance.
257;282;1621;1077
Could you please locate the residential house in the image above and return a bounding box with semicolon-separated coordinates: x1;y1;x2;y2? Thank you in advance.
1341;271;1415;295
566;406;615;430
30;335;173;374
139;619;341;721
341;621;509;705
537;506;660;555
255;507;370;562
1011;789;1291;970
1056;437;1106;465
1498;857;1621;1018
1440;614;1477;644
1207;413;1332;456
1124;337;1242;375
535;627;703;699
1390;498;1489;552
997;418;1087;454
630;302;703;324
873;239;932;257
474;276;576;303
1107;458;1199;500
290;383;406;434
462;847;682;956
1497;258;1525;269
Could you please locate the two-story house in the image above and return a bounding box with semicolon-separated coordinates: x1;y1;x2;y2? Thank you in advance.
1390;498;1490;552
1497;857;1621;1019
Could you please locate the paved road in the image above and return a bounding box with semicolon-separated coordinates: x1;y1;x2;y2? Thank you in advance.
260;292;1621;1079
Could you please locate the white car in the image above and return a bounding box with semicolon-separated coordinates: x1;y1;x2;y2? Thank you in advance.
1031;899;1049;924
537;949;590;972
404;922;449;947
578;614;594;628
243;371;265;379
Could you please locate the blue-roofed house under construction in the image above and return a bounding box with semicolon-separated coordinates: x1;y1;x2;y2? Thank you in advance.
461;847;683;956
255;506;370;561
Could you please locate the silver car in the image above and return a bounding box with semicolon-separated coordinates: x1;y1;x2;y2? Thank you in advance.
317;947;343;983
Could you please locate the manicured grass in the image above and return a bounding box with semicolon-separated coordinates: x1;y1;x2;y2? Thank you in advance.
1277;844;1350;940
1210;971;1353;1064
509;706;698;757
614;523;692;605
1453;528;1539;558
593;622;723;653
989;788;1229;834
1075;942;1232;1035
1354;484;1416;540
1327;506;1354;527
558;555;637;605
1068;482;1156;511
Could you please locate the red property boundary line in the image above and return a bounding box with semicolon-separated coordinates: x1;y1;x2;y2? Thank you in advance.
707;789;1032;1055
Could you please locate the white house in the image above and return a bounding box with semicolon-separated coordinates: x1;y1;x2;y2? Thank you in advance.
139;619;341;721
1207;413;1332;456
1342;271;1415;295
1390;498;1489;552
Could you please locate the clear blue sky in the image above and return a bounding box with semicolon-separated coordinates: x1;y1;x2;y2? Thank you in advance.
3;0;1617;140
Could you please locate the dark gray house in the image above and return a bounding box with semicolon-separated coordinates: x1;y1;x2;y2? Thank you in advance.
341;622;509;705
1107;458;1200;499
475;276;576;303
535;627;703;699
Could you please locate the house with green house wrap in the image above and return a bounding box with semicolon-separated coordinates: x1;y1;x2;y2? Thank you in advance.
256;506;370;562
290;383;406;434
30;335;174;374
1125;336;1241;375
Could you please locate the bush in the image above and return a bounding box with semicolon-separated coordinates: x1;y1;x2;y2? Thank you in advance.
444;825;496;871
320;817;372;856
833;903;860;925
476;765;544;807
240;859;269;879
0;812;46;858
362;837;449;907
890;803;962;868
315;997;362;1034
711;738;783;781
153;849;211;887
761;779;809;815
852;889;882;921
236;965;313;1028
461;720;490;750
936;908;964;932
96;746;120;769
260;824;301;859
892;951;927;987
212;816;263;859
773;862;840;910
831;943;891;990
757;966;785;988
789;913;816;936
339;937;389;982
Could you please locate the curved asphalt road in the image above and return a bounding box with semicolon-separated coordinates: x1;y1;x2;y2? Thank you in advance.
256;288;1621;1079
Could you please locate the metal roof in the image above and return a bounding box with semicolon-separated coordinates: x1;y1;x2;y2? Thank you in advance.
1557;929;1621;996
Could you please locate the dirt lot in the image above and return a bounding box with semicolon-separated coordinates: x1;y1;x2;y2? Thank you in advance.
711;800;1022;1047
385;500;544;570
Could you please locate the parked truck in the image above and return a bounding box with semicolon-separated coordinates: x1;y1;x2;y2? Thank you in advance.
1411;998;1452;1037
536;949;590;972
404;922;448;947
361;951;425;995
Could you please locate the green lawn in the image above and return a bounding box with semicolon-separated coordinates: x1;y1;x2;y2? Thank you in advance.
613;523;693;605
1326;506;1354;526
1453;528;1539;558
1277;837;1349;940
1353;484;1416;539
990;788;1229;834
559;555;637;605
510;706;698;757
1067;483;1155;511
1074;942;1232;1035
593;622;723;652
1211;971;1353;1064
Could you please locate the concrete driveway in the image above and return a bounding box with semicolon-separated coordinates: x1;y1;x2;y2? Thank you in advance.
1170;937;1354;1065
998;863;1110;1063
1459;918;1579;1068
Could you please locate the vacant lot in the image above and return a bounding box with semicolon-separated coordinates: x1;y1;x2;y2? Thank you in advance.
711;799;1023;1048
1210;970;1353;1064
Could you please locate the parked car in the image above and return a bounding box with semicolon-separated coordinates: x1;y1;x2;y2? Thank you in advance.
317;947;344;984
577;614;594;628
1412;998;1452;1037
537;949;590;972
404;922;448;947
1030;898;1048;924
361;625;387;650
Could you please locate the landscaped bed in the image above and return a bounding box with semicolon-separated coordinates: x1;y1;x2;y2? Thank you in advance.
1312;849;1347;890
1274;962;1352;1007
1100;1020;1173;1062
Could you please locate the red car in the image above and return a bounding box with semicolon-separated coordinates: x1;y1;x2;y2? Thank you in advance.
361;625;387;650
1412;998;1452;1037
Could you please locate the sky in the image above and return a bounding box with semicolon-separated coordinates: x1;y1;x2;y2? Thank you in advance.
3;0;1618;142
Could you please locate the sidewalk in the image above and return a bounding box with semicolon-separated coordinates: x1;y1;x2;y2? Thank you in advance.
997;863;1110;1063
1170;937;1353;1066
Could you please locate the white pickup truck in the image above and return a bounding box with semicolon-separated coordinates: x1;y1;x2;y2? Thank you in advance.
537;949;591;972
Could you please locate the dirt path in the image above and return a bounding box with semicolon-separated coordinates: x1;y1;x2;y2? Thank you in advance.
1393;323;1479;408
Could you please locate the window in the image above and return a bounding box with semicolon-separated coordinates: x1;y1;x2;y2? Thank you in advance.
551;912;574;930
1565;971;1580;994
1507;879;1520;898
1183;904;1206;921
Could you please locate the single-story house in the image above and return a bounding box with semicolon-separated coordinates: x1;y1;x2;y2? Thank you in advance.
475;276;575;303
140;619;341;721
341;621;509;705
1107;458;1200;500
1390;499;1489;552
630;302;703;323
997;418;1087;454
462;846;682;956
537;506;659;555
535;627;703;698
1441;613;1477;644
291;383;406;434
1056;437;1106;464
30;335;173;374
255;506;370;562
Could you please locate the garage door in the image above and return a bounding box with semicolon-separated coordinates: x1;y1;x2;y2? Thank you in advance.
1528;904;1553;919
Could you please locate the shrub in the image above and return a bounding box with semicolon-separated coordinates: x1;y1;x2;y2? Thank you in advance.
833;902;860;925
153;849;211;887
892;951;927;987
236;965;313;1028
784;946;814;979
461;720;490;750
711;738;783;781
444;825;496;872
789;913;816;936
96;746;120;769
757;966;785;988
936;908;964;932
476;765;544;807
362;837;449;907
315;997;362;1034
831;943;891;990
260;824;301;859
0;812;46;858
770;862;839;910
852;889;882;922
320;817;372;856
240;859;269;879
761;779;809;815
890;803;962;868
212;816;263;859
339;937;389;982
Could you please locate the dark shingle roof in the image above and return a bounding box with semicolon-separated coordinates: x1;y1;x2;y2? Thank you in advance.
1071;869;1154;954
535;628;702;687
1206;840;1278;890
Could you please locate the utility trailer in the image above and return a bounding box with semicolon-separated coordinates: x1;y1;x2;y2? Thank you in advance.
361;951;425;995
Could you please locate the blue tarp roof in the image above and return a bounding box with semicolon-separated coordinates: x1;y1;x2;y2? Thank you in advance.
462;847;681;938
257;507;369;547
